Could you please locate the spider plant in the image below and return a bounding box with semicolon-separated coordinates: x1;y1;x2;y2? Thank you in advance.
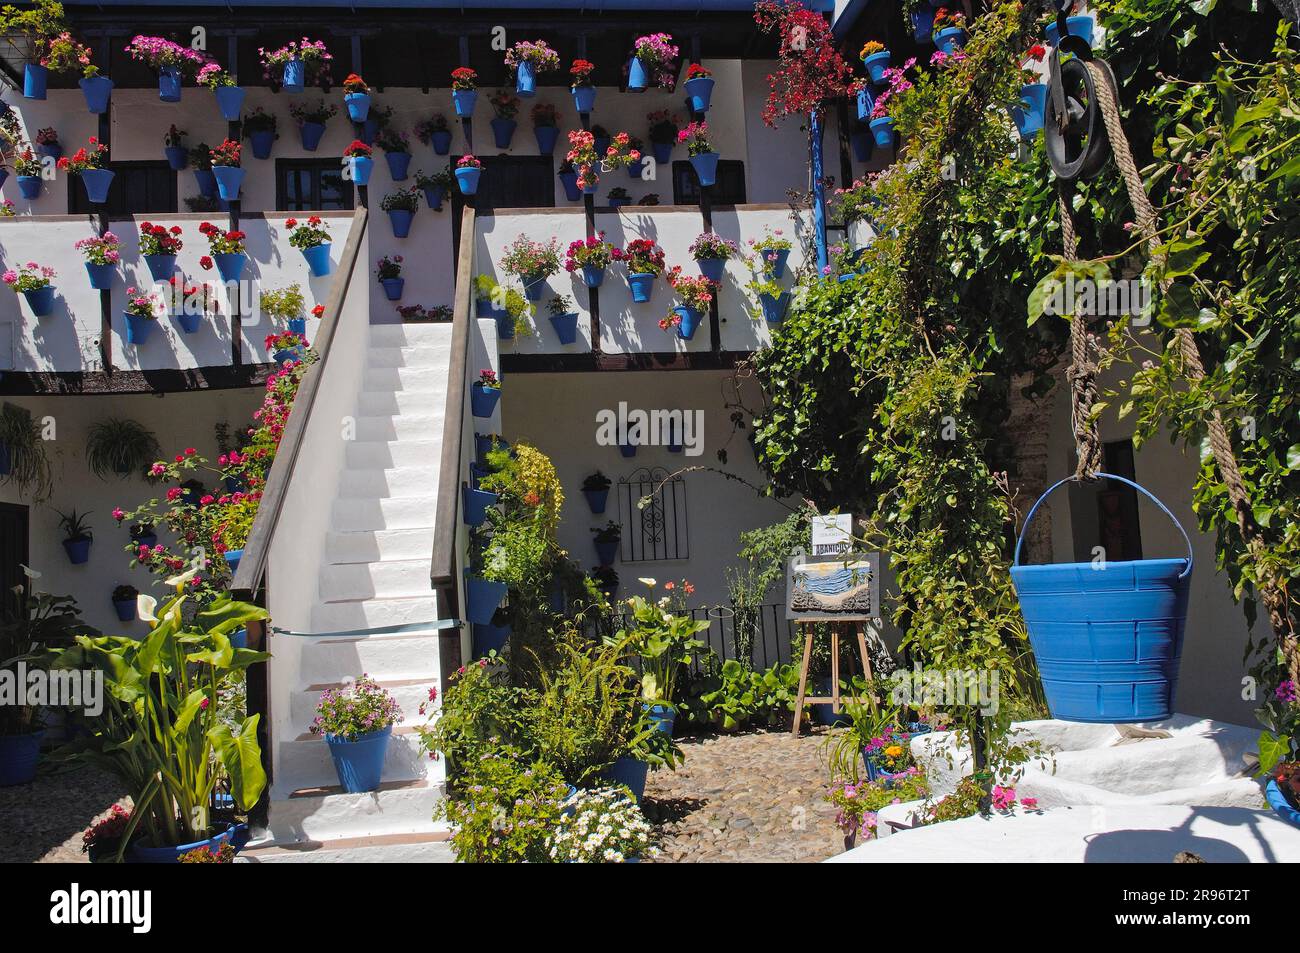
0;402;53;502
84;417;160;480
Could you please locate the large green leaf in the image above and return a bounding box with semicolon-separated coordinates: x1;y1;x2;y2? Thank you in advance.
1258;731;1290;775
209;716;267;811
193;599;268;639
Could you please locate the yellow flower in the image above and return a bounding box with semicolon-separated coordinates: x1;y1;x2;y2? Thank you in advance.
884;745;903;758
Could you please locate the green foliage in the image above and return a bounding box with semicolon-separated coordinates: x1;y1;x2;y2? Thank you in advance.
258;284;305;321
417;656;528;781
436;746;568;863
680;657;801;732
0;585;96;735
0;402;54;502
84;418;160;481
610;591;710;705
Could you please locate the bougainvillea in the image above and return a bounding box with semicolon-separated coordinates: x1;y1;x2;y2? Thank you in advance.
752;0;855;126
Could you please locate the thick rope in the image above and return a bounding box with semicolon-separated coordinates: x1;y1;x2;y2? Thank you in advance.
1056;179;1105;481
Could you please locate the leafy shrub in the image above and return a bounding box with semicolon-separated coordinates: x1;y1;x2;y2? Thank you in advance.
436;746;568;863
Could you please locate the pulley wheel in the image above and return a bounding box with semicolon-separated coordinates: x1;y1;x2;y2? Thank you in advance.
1045;54;1113;182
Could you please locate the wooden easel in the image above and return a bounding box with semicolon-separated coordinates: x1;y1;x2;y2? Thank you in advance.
791;619;878;736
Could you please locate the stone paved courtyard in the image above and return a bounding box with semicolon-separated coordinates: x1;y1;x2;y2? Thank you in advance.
0;764;128;864
643;727;846;863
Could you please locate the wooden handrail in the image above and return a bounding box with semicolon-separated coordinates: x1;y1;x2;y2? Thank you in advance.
430;205;477;617
231;205;369;599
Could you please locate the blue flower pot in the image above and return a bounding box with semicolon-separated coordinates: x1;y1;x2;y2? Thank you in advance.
129;824;237;863
302;243;332;277
1046;15;1095;49
80;168;115;205
516;60;537;97
465;573;507;625
870;116;895;148
864;50;892;85
423;187;446;212
595;538;619;566
812;676;853;727
281;57;305;93
674;305;701;340
85;261;115;290
581;264;605;288
23;63;47;100
559;171;581;201
471;382;501;418
472;622;510;658
385;151;412;181
550;311;578;344
535;124;559;155
35;142;62;160
628;56;650;91
194;169;217;198
455;165;481;195
690;151;719;187
17;176;41;200
345;91;371;122
380;277;405;301
763;247;790;278
214;252;247;283
522;275;547;302
646;703;676;735
759;291;791;325
697;257;726;282
628;272;655;303
23;286;54;317
388;208;414;238
229;629;247;649
214;85;246;121
288;317;306;336
144;254;176;282
496;312;515;340
113;598;136;622
572;85;596;114
63;537;92;564
350;155;373;186
1266;779;1300;828
124;312;156;345
299;121;325;151
619;442;637;458
452;88;477;117
1013;83;1048;138
324;726;391;793
164;145;188;171
934;27;968;55
213;165;245;200
851;130;873;162
361;118;379;145
462;483;499;526
158;66;182;103
603;756;647;801
910;6;937;42
0;730;45;787
490;117;516;149
80;75;113;114
474;433;508;463
583;488;609;514
274;348;301;365
177;311;202;334
684;75;715;113
1010;472;1191;723
132;531;157;550
583;179;600;195
250;129;275;160
431;129;452;155
623;159;643;182
652;140;673;164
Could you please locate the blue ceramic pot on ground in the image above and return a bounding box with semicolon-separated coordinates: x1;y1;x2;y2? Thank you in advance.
462;483;499;526
697;257;726;282
325;726;392;793
80;168;115;204
465;573;507;625
130;824;238;863
490;118;516;149
550;311;578;344
345;91;371;122
604;757;648;801
431;130;452;155
250;130;275;160
674;305;701;340
583;488;609;513
350;155;373;186
572;85;596;114
212;165;245;200
63;536;92;564
144;254;176;282
934;28;968;55
582;264;605;288
214;253;247;283
113;598;136;622
23;63;47;100
684;76;714;113
388;208;414;238
759;291;791;325
158;66;182;102
85;261;115;290
301;243;332;277
194;168;217;198
80;75;113;114
299;121;325;151
535;124;559;155
214;85;246;121
1046;15;1095;49
1013;83;1048;137
559;170;581;201
472;622;510;658
628;272;655;303
646;704;676;735
864;50;892;84
452;89;477;117
381;277;405;301
595;538;618;566
870;116;895;148
17;176;41;200
470;382;501;418
652;140;673;164
385;151;412;181
281;57;305;93
516;60;537;97
164;145;188;170
455;165;481;195
690;151;719;187
0;730;45;787
23;286;54;317
124;312;156;345
628;57;650;91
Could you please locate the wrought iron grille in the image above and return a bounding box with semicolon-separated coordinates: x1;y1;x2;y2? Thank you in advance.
616;467;688;562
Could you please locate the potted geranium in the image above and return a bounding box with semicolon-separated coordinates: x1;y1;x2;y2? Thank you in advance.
82;806;134;862
188;142;216;198
689;230;736;282
860;40;891;84
381;186;421;238
679;121;719;187
548;293;578;345
593;520;622;565
34;126;61;159
570;58;597;114
471;368;501;418
197;61;245;122
197;221;248;283
342;72;370;121
162;125;187;170
74;232;120;290
13;149;42;200
451;66;478;117
565;233;616;288
565;129;640;195
1013;44;1049;139
279;217;330;277
547;788;657;863
612;238;665;303
683;63;714;113
376;254;405;301
40;30;112;113
647;110;680;164
0;0;63;100
931;7;967;54
111;583;138;622
489;91;519;149
532;102;560;155
455;154;482;196
122;286;160;344
628;32;678;92
415;168;453;212
139;221;183;281
266;330;307;365
557;159;581;201
288;99;337;151
310;675;403;793
123;35;207;102
661;267;715;341
582;470;612;514
259;37;333;93
749;227;793;278
57;136;113;204
415;113;453;156
376;126;412;181
504;39;559;98
170;277;218;334
343;139;373;186
500;235;560;302
3;262;57;317
207;137;243;200
57;508;93;563
745;246;791;324
242;108;278;160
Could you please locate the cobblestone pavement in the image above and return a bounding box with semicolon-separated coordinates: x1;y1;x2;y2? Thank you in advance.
0;763;129;863
643;727;847;863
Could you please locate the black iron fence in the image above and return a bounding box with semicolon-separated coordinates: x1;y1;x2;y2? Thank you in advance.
595;602;797;671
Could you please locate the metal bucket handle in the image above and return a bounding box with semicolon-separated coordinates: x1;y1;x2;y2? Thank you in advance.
1013;472;1194;578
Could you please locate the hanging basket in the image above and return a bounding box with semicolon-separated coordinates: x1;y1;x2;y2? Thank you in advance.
1010;472;1192;724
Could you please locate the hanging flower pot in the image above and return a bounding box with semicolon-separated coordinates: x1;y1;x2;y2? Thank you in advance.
851;130;873;163
652;140;673;164
471;381;501;418
124;311;157;345
212;165;245;201
281;57;306;93
673;305;701;340
496;312;515;340
758;291;791;325
628;57;651;91
462;483;499;526
689;151;719;187
1013;83;1048;138
696;257;726;283
490;118;516;150
1046;15;1095;49
85;262;116;290
474;433;509;463
23;286;55;317
380;276;405;301
516;60;538;97
385;151;412;181
113;595;137;622
300;121;326;151
572;86;597;114
549;309;578;344
0;730;45;786
164;144;188;170
472;622;510;658
249;129;275;160
430;129;452;155
619;442;637;458
144;254;176;282
213;252;247;283
910;6;937;43
288;317;307;336
350;155;373;186
17;176;41;200
582;264;605;288
455;164;481;196
302;243;332;277
583;488;609;514
388;209;414;239
361;117;380;146
80;76;113;114
595;538;619;566
934;27;968;55
214;85;246;121
158;66;182;103
80;168;115;205
856;86;875;123
176;310;202;334
345;91;371;122
627;272;655;303
63;535;92;564
535;124;559;155
323;726;391;794
23;63;47;100
452;88;477;118
863;50;892;84
559;169;581;201
194;169;217;198
522;275;547;302
1010;473;1192;723
583;178;600;195
764;247;791;279
423;187;447;212
684;76;715;113
870;115;895;148
465;572;507;625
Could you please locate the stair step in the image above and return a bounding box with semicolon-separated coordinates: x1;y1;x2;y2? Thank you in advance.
354;413;445;442
326;527;436;563
366;345;451;369
344;438;441;469
298;630;443;682
309;594;442;634
338;465;440;500
369;323;454;347
320;557;437;602
357;388;446;416
240;829;454;863
363;364;448;392
276;720;431;789
330;496;435;532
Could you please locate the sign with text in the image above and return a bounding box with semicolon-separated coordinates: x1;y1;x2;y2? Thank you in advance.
811;513;853;556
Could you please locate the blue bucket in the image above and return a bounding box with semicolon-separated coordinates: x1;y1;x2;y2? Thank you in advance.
325;727;392;793
1010;473;1192;723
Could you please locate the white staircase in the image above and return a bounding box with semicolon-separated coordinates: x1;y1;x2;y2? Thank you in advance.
249;322;456;863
